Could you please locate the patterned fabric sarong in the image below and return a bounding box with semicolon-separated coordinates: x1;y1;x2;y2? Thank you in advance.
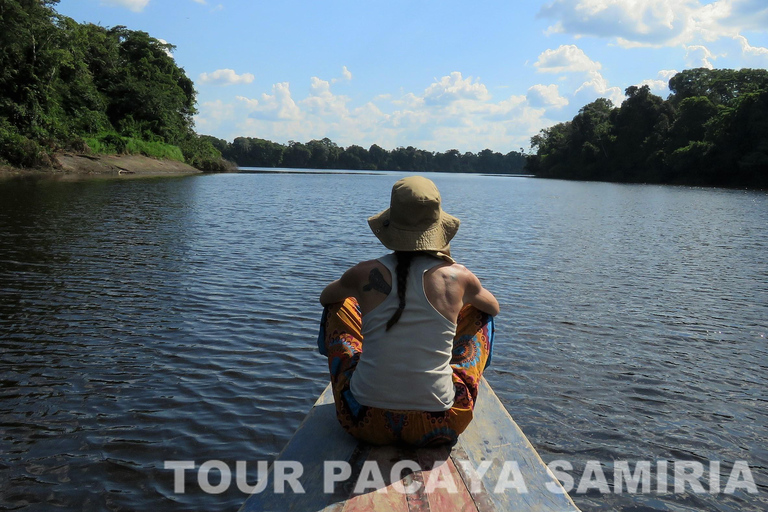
317;298;495;447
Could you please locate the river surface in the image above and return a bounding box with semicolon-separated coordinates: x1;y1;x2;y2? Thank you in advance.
1;170;766;511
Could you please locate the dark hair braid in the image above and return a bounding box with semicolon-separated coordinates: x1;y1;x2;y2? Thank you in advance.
385;251;416;331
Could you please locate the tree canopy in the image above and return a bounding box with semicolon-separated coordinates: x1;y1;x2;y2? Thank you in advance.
528;68;768;188
0;0;223;169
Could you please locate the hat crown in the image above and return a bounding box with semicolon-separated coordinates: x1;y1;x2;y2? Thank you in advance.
389;177;441;230
367;175;459;252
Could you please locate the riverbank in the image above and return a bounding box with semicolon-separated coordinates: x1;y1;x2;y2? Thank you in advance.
0;152;204;180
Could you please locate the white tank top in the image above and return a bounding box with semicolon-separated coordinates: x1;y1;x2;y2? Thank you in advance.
350;253;457;411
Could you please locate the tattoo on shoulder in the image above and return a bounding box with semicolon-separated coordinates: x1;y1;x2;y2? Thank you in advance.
362;268;391;295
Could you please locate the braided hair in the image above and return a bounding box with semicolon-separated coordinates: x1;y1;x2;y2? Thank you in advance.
385;251;417;331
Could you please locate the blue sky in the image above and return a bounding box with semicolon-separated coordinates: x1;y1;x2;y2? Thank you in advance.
56;0;768;153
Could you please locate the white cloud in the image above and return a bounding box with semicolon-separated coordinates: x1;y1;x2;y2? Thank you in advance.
574;71;625;107
100;0;149;12
391;93;425;109
734;35;768;57
331;66;353;84
192;0;206;4
423;72;491;105
301;77;351;117
248;82;302;121
194;72;557;153
527;84;569;109
539;0;768;48
638;69;678;94
684;44;716;68
235;96;260;111
657;69;679;81
198;69;255;86
539;0;695;47
717;0;768;32
194;100;235;133
534;45;602;73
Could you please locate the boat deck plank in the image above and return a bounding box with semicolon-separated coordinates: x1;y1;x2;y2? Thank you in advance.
239;378;580;511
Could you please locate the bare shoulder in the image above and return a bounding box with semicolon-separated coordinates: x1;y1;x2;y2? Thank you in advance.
433;262;499;316
345;259;384;280
431;262;480;284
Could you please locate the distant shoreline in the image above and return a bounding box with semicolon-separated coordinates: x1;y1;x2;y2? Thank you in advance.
0;153;202;180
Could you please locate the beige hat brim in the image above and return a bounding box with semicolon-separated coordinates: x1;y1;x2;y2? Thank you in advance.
368;208;460;252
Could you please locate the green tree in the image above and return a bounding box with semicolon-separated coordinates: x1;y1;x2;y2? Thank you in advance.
529;121;574;178
669;68;768;107
435;149;461;172
282;141;311;168
0;0;64;137
338;144;372;170
307;138;341;168
610;85;673;182
705;90;768;187
103;27;195;144
368;144;388;169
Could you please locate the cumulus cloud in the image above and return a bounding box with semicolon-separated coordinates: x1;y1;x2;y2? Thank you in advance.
684;44;716;68
539;0;701;47
198;69;255;86
194;72;558;153
331;66;353;84
235;96;260;111
527;84;569;109
100;0;149;12
574;71;625;107
194;100;235;133
734;35;768;57
539;0;768;48
248;82;302;121
636;69;678;94
301;77;350;117
535;45;602;73
717;0;768;32
423;72;491;105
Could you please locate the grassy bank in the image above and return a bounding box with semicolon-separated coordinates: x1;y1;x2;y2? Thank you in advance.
83;134;186;162
0;130;237;178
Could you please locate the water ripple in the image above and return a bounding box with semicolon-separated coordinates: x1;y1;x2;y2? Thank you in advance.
1;173;766;511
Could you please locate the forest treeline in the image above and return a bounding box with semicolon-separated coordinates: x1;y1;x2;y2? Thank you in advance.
528;68;768;188
202;135;527;174
3;2;767;186
0;0;226;171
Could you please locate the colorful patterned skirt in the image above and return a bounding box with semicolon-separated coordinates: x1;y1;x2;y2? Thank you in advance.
318;298;495;447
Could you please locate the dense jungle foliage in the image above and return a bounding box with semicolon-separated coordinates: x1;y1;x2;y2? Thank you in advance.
202;135;528;174
0;0;226;170
527;68;768;188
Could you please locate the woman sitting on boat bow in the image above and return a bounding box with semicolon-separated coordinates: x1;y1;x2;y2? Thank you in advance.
319;176;500;447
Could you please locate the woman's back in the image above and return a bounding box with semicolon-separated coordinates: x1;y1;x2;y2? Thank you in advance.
351;253;457;410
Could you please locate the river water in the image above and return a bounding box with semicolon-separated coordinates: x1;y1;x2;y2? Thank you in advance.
0;170;766;511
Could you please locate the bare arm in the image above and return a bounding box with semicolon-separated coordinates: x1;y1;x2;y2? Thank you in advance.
319;267;359;306
319;260;392;308
463;271;500;316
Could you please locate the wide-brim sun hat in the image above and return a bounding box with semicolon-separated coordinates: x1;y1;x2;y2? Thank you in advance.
368;176;460;252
